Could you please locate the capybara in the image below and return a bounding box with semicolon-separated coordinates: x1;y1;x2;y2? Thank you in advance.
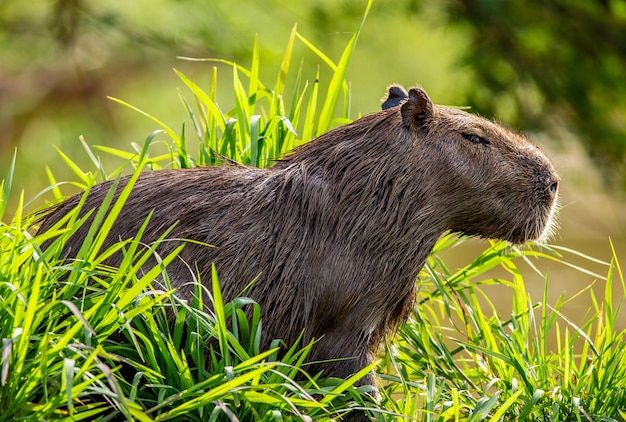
38;85;559;420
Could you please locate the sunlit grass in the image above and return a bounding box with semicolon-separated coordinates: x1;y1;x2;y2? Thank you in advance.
377;237;626;421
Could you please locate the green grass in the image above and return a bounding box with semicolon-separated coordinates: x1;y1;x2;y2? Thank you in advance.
2;5;626;420
379;239;626;421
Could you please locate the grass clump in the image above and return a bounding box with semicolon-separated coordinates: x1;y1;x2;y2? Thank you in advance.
380;238;626;421
2;6;626;420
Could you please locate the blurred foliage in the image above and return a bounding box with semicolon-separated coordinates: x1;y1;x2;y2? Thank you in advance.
0;0;471;210
444;0;626;186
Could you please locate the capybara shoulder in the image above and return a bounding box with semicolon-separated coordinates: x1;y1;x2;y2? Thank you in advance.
38;85;559;420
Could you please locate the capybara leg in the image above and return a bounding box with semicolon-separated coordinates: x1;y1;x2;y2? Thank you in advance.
306;332;379;420
343;410;371;421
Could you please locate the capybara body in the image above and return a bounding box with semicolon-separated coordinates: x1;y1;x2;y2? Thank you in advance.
39;86;559;419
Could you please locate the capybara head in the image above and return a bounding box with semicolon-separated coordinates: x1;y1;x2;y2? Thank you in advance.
280;84;559;246
397;85;559;243
38;85;559;420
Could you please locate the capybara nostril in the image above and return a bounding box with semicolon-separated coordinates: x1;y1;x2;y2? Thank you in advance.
549;181;559;195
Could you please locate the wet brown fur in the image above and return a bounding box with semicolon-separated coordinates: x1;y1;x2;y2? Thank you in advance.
38;86;559;420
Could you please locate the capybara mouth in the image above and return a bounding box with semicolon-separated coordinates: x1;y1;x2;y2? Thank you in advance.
502;177;560;245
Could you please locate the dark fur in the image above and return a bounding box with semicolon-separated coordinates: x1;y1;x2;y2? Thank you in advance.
38;86;559;420
381;84;408;110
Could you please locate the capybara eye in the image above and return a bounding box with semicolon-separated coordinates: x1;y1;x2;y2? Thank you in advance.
462;133;489;145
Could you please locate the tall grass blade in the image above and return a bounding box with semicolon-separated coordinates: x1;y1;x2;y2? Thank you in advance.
174;69;226;133
210;264;230;367
0;149;16;221
314;0;372;135
108;96;180;145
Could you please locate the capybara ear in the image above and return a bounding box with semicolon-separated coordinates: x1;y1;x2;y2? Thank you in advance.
382;85;409;110
401;87;434;129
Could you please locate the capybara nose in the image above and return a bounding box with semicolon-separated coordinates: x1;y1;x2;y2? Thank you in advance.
539;174;559;197
546;176;559;198
548;181;558;195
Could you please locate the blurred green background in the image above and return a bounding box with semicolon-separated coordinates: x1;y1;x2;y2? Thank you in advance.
1;0;625;310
